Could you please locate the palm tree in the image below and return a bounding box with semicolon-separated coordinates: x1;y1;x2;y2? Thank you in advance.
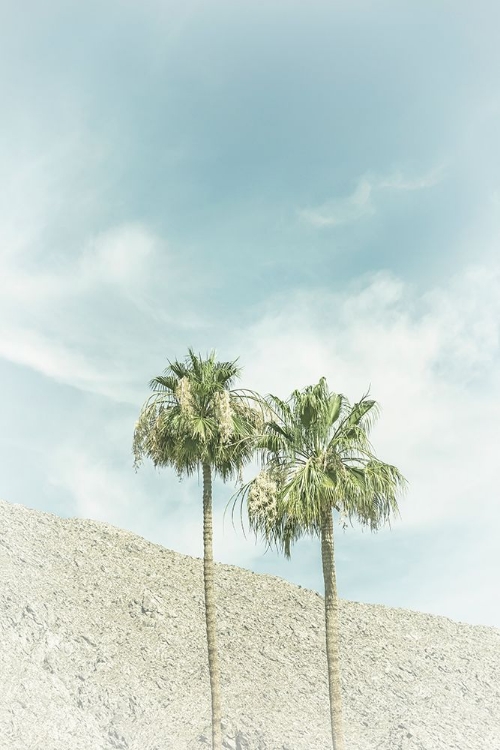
234;377;407;750
133;349;261;750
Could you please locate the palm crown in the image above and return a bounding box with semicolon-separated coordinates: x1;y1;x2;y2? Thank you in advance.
133;348;262;479
238;377;406;556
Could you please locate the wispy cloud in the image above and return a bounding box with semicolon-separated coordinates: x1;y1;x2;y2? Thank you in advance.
378;166;444;191
0;325;108;391
299;178;374;228
0;222;170;402
299;166;444;227
78;224;160;290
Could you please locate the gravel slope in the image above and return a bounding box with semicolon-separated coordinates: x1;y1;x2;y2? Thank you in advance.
0;498;499;750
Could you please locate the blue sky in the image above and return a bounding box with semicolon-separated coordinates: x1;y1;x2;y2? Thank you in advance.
1;0;499;627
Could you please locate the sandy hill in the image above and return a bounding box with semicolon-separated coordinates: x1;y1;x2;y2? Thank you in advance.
0;498;499;749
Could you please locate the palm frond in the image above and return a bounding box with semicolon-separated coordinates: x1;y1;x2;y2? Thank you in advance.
149;374;179;393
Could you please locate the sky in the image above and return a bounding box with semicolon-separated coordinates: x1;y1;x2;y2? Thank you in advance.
1;0;499;628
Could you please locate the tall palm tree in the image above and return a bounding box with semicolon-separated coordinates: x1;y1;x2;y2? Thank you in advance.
133;349;261;750
234;377;407;750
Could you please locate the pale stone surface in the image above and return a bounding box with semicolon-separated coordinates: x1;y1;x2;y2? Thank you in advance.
0;498;499;749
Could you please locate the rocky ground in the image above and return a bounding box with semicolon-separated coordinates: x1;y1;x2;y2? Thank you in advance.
0;498;499;749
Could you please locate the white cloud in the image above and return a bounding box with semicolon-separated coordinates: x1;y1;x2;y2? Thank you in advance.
78;224;160;290
1;223;161;307
299;178;374;227
228;263;500;625
0;324;145;403
378;165;444;191
0;217;174;402
0;118;180;402
300;166;443;227
0;326;103;389
237;265;500;530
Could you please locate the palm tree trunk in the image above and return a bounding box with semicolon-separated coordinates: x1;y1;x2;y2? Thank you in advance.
320;508;345;750
202;462;222;750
